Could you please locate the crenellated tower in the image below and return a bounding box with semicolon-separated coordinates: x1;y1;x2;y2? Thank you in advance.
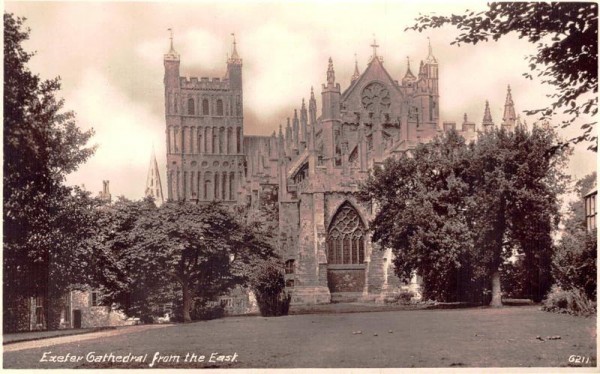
164;32;245;203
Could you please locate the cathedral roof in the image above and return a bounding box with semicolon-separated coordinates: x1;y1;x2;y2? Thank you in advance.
341;50;401;101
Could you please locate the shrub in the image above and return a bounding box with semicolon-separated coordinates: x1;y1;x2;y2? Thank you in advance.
250;260;290;317
385;289;415;304
542;286;596;317
553;229;597;300
190;301;225;321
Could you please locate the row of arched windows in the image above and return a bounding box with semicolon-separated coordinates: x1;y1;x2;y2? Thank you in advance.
168;93;242;117
187;98;224;116
168;126;242;155
169;170;237;201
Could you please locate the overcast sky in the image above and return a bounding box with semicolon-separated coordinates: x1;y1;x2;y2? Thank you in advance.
6;1;596;199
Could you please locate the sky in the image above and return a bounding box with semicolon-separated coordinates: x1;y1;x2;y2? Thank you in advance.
5;1;597;199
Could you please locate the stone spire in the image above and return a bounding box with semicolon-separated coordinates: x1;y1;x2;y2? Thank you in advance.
300;98;308;145
425;37;437;64
402;57;416;84
292;109;299;149
351;53;360;84
165;28;179;60
309;86;317;124
227;33;242;65
482;100;494;130
145;146;164;205
326;57;335;85
502;85;517;127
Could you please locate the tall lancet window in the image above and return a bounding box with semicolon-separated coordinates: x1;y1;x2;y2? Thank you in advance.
202;99;209;115
216;99;224;116
188;98;195;115
327;202;366;265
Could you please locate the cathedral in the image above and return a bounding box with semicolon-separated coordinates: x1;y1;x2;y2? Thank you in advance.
162;35;521;305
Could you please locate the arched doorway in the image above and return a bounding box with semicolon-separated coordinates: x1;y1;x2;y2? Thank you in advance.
326;202;366;296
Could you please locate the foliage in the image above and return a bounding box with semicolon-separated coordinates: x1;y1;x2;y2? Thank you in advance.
407;3;598;151
359;126;567;304
550;172;597;301
250;259;291;317
384;289;415;305
95;200;275;323
542;286;596;317
500;259;529;299
190;300;226;321
3;13;96;329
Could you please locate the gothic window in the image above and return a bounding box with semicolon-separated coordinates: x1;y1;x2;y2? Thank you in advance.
212;127;218;154
197;172;202;200
204;127;210;153
361;82;391;113
173;127;180;153
227;128;233;154
349;146;358;166
222;172;227;200
429;96;434;121
202;98;209;115
204;172;212;200
216;99;224;116
188;98;195;115
197;128;203;153
229;172;235;201
214;173;220;200
327;203;366;265
236;95;241;116
236;128;241;153
219;127;225;154
183;171;188;199
285;260;295;274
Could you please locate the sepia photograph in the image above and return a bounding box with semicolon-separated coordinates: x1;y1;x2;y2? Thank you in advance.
3;1;598;370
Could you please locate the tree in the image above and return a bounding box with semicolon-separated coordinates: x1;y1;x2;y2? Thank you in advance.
407;3;598;151
359;131;486;302
97;201;274;323
3;13;96;330
360;125;567;305
552;172;597;300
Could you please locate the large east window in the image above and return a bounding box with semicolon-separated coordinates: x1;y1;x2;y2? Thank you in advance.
327;203;366;265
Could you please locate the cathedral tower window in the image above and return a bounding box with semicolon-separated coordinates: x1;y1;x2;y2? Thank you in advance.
229;172;235;201
219;127;225;154
214;173;220;200
188;98;195;115
327;202;366;265
212;127;218;154
204;127;210;153
236;128;241;153
197;128;203;153
202;98;209;115
204;172;212;200
227;128;233;154
222;172;227;200
216;99;224;116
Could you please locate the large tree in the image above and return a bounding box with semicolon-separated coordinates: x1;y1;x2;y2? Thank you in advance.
96;201;274;323
360;125;567;305
407;2;598;151
3;13;96;330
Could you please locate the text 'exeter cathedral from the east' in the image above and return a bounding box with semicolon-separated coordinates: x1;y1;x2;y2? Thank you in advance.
161;34;521;305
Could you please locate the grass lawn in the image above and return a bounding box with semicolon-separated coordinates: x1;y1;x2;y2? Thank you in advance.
3;306;596;369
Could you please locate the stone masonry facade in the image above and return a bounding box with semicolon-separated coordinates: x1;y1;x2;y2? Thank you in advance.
164;36;521;305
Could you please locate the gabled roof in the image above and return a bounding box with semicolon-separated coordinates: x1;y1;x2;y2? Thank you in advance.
341;55;401;101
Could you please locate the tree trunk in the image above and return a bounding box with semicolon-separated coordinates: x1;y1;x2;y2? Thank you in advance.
182;282;192;323
490;269;502;307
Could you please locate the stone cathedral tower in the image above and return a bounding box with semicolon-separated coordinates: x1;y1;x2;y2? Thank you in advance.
164;32;245;203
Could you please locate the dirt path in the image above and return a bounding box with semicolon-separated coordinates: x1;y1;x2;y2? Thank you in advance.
3;324;172;353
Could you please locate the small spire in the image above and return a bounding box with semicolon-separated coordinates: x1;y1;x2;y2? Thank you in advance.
403;56;416;82
301;98;306;111
310;86;315;100
502;85;517;126
165;28;179;58
228;33;242;65
425;37;437;64
463;113;468;123
482;100;494;128
327;57;335;85
351;53;360;83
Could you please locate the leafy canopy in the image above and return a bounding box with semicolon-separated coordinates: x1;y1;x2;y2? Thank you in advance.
407;3;598;151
